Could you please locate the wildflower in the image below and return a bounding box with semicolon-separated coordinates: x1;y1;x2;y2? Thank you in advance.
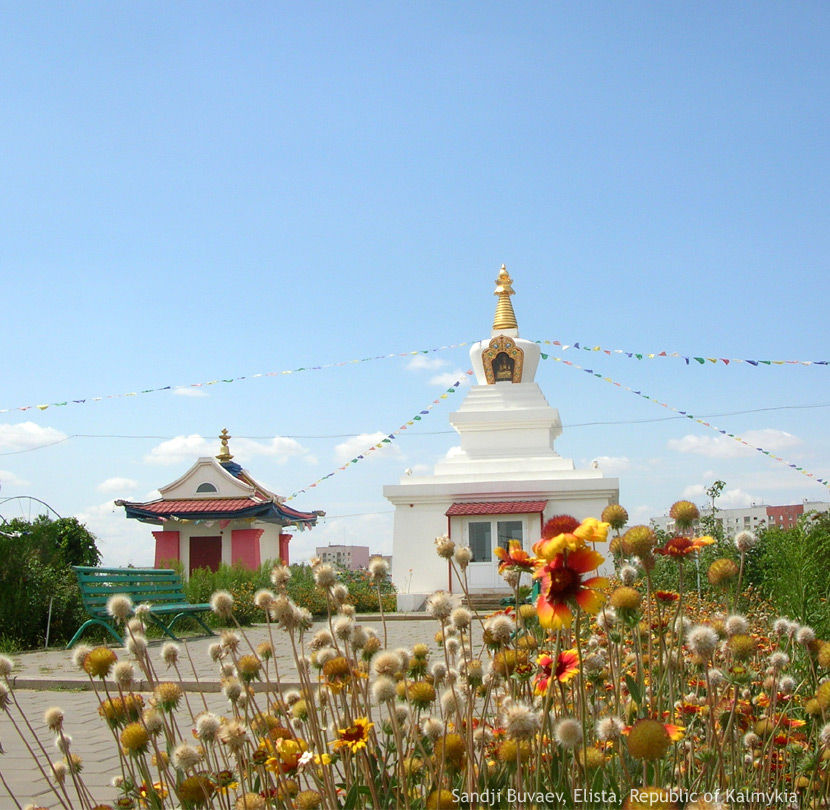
195;713;221;741
426;590;461;621
83;647;117;678
422;716;445;740
619;564;638;585
654;590;680;604
453;545;472;568
253;588;275;610
654;535;715;557
426;789;459;809
373;651;402;677
626;719;682;760
610;586;641;611
688;625;719;660
172;743;202;770
622;525;656;557
494;539;535;573
44;707;64;732
219;719;250;753
368;556;389;581
573;517;610;544
707;558;739;587
505;703;540;740
120;722;150;755
497;737;532;763
734;529;758;552
295;791;323;810
126;635;147;657
236;654;262;683
533;528;584;559
234;794;266;810
98;695;145;728
322;656;352;689
728;634;756;660
220;630;241;652
154;682;182;712
541;514;580;538
210;590;235;617
669;499;700;529
534;547;607;629
71;645;92;670
106;595;133;621
796;625;816;645
484;613;515;645
555;718;583;748
407;681;437;709
434;732;466;769
176;774;215;806
270;564;291;588
434;534;455;558
596;716;625;742
331;717;373;753
51;759;68;784
602;503;629;530
535;649;579;694
142;709;163;735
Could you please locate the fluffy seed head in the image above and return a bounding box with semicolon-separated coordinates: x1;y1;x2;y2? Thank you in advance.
434;535;455;559
724;615;749;637
454;546;473;568
44;707;64;731
555;718;583;748
106;594;133;621
161;643;180;667
505;703;540;740
368;557;389;581
688;625;719;659
172;743;203;770
210;590;235;617
372;675;397;704
734;530;758;552
313;564;337;589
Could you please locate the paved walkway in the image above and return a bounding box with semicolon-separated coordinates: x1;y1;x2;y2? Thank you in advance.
0;615;455;809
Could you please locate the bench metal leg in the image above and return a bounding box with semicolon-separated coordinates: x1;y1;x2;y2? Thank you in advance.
66;618;124;649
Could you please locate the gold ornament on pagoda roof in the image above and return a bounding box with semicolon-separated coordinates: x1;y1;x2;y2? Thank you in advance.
216;428;234;462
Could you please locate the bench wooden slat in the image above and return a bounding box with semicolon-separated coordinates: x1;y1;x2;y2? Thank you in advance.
67;566;217;648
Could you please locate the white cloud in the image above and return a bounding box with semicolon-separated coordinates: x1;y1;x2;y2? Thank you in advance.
173;386;208;397
591;456;631;474
406;355;448;371
0;422;67;452
97;477;139;494
681;482;759;509
334;433;402;464
629;505;655;525
75;500;154;567
667;429;801;459
144;434;315;465
429;370;470;388
0;469;30;487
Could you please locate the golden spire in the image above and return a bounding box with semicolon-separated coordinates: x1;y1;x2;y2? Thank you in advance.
492;264;518;331
216;428;234;463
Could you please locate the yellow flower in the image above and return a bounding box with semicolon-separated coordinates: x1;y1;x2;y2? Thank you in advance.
120;722;150;755
83;647;117;678
331;717;373;754
573;517;610;544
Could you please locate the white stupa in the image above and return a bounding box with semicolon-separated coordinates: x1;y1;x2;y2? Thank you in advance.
384;267;619;610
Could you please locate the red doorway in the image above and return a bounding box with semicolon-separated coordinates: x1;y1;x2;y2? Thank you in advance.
190;536;222;574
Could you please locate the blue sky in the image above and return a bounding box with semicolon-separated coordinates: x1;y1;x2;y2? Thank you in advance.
0;3;827;565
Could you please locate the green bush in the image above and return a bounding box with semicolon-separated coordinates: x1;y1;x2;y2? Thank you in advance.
743;511;830;635
0;516;101;650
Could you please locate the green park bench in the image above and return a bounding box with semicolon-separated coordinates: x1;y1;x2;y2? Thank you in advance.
67;566;216;648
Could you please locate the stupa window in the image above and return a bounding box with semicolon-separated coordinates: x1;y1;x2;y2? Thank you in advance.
196;482;218;493
466;518;525;563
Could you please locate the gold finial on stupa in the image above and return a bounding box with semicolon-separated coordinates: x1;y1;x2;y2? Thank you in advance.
216;428;234;463
492;264;518;331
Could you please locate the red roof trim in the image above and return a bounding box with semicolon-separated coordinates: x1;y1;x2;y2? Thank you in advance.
126;498;262;515
445;500;548;516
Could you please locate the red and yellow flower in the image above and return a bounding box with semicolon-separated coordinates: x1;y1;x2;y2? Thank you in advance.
535;649;580;694
494;539;536;573
534;548;608;629
653;535;715;558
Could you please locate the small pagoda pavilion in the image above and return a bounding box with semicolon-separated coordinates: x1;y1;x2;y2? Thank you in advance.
118;429;324;575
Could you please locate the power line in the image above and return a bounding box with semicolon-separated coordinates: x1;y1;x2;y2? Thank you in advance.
2;401;827;456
